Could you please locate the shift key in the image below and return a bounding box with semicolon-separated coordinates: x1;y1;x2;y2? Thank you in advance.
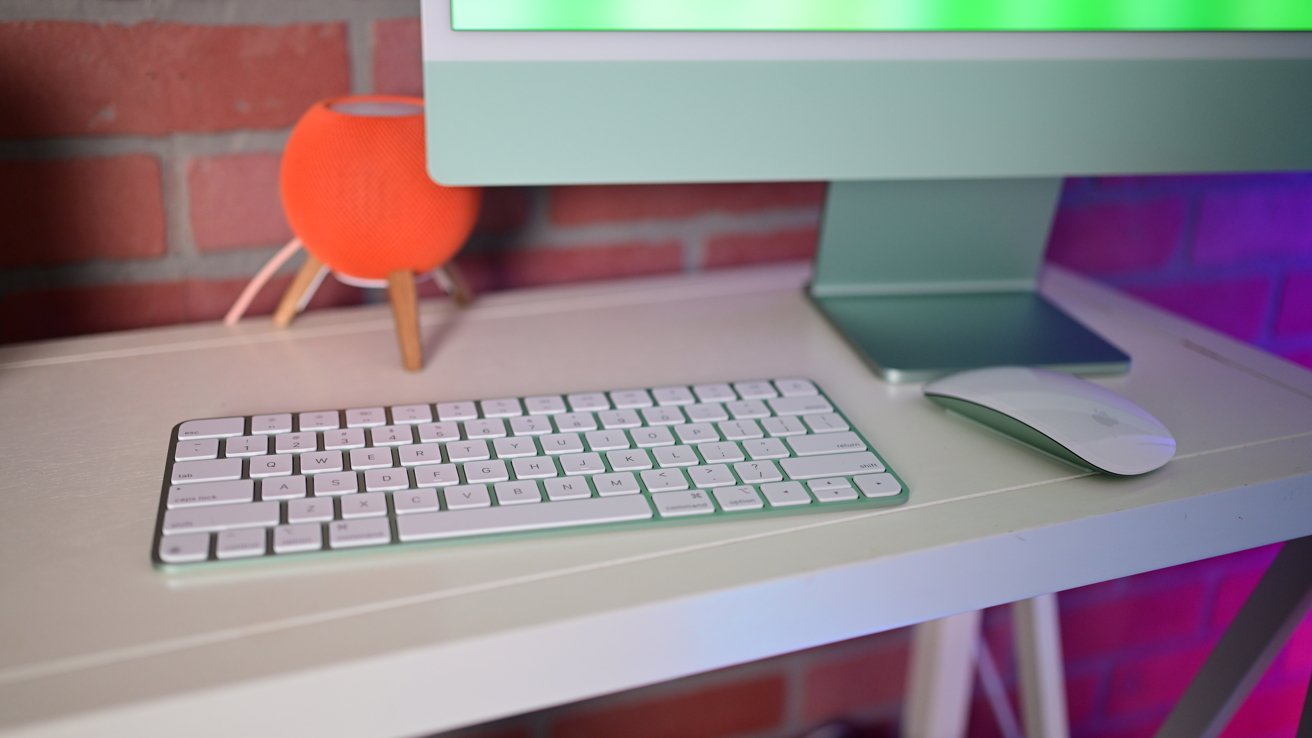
163;501;279;535
780;451;885;479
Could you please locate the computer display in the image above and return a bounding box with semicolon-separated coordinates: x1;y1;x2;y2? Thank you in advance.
420;0;1312;380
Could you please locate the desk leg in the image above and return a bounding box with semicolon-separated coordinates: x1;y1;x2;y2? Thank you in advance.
904;610;981;738
1155;536;1312;738
1014;594;1070;738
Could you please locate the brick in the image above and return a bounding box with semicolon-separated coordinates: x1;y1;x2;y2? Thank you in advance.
0;21;349;137
1193;186;1312;266
0;275;360;344
703;227;819;269
548;676;787;738
549;183;826;226
0;156;165;268
1104;643;1212;716
1044;197;1187;275
801;639;909;722
1122;276;1275;343
1060;583;1208;663
1274;270;1312;339
189;153;292;251
457;242;684;292
373;17;423;96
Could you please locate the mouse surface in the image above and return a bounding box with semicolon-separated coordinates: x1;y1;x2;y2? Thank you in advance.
923;366;1176;476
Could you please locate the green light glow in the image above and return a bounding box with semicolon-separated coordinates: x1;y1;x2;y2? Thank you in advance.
452;0;1312;31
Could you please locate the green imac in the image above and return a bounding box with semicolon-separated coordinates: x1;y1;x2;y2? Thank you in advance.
421;0;1312;382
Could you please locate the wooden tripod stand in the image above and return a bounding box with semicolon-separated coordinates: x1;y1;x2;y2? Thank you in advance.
271;253;472;371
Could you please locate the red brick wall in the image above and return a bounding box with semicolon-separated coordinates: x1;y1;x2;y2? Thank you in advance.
1;5;1309;738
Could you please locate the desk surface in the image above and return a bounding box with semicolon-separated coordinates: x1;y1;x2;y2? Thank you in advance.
2;265;1310;737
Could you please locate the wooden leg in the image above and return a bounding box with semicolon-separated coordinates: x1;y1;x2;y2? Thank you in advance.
1155;536;1312;738
387;270;423;371
272;253;325;328
433;262;474;307
904;610;982;738
1014;594;1070;738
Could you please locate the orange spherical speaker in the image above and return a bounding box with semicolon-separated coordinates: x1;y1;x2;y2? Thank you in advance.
280;95;481;280
273;95;482;370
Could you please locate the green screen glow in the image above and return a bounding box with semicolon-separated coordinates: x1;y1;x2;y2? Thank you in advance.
453;0;1312;31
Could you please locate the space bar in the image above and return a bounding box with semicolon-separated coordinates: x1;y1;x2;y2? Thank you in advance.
396;495;654;542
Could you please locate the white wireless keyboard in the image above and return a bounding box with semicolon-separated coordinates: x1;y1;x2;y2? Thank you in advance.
153;378;907;567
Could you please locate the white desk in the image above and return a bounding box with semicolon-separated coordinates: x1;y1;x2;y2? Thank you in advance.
2;265;1310;737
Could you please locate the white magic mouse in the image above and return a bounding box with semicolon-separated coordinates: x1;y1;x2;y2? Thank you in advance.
923;366;1176;476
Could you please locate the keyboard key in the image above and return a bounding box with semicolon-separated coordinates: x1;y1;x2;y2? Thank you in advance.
509;415;552;436
436;401;478;421
855;473;903;498
167;479;253;509
692;383;735;402
560;452;605;476
652;386;695;406
299;450;344;475
216;528;266;559
726;400;770;419
364;468;409;492
495;480;542;505
732;381;777;399
493;436;538;458
688;464;735;488
390;404;433;424
685;402;729;423
734;460;783;484
808;477;852;494
640;468;688;492
673;423;719;445
641;406;685;426
393;488;441;515
781;452;885;479
713;485;764;512
598;409;641;429
585;429;629;451
544;477;591;500
398;443;444;466
464;460;510;484
273;524;323;554
768;396;834;416
413;464;460;488
719;419;764;441
370;425;414;446
446;440;491;463
287;498;335;523
606;449;652;471
743;438;789;460
328;518;391;549
225;433;268;456
803;413;850;434
171;458;242;485
553;412;598;432
341;492;388;519
445;484;491;509
774;378;819;397
699;442;746;463
593;472;639;496
158;532;210;564
298;412;340;431
275;432;317;454
567;392;610;412
349;447;394;470
311;471;358;496
631;426;675;448
525;395;567;415
178;417;245;440
540;433;584;455
811;482;859;503
262;475;307;500
397;495;652;541
162;501;279;535
786;432;867;457
248;454;293;478
480;398;521;418
251;414;292;435
175;438;219;461
652;445;699;467
762;416;807;437
417;421;461;443
761;481;811;507
323;428;367;450
464;419;507;439
512;456;557;479
610;389;653;409
346;407;387;428
651;490;715;518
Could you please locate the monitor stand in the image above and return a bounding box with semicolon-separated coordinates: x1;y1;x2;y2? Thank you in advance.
810;178;1129;384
